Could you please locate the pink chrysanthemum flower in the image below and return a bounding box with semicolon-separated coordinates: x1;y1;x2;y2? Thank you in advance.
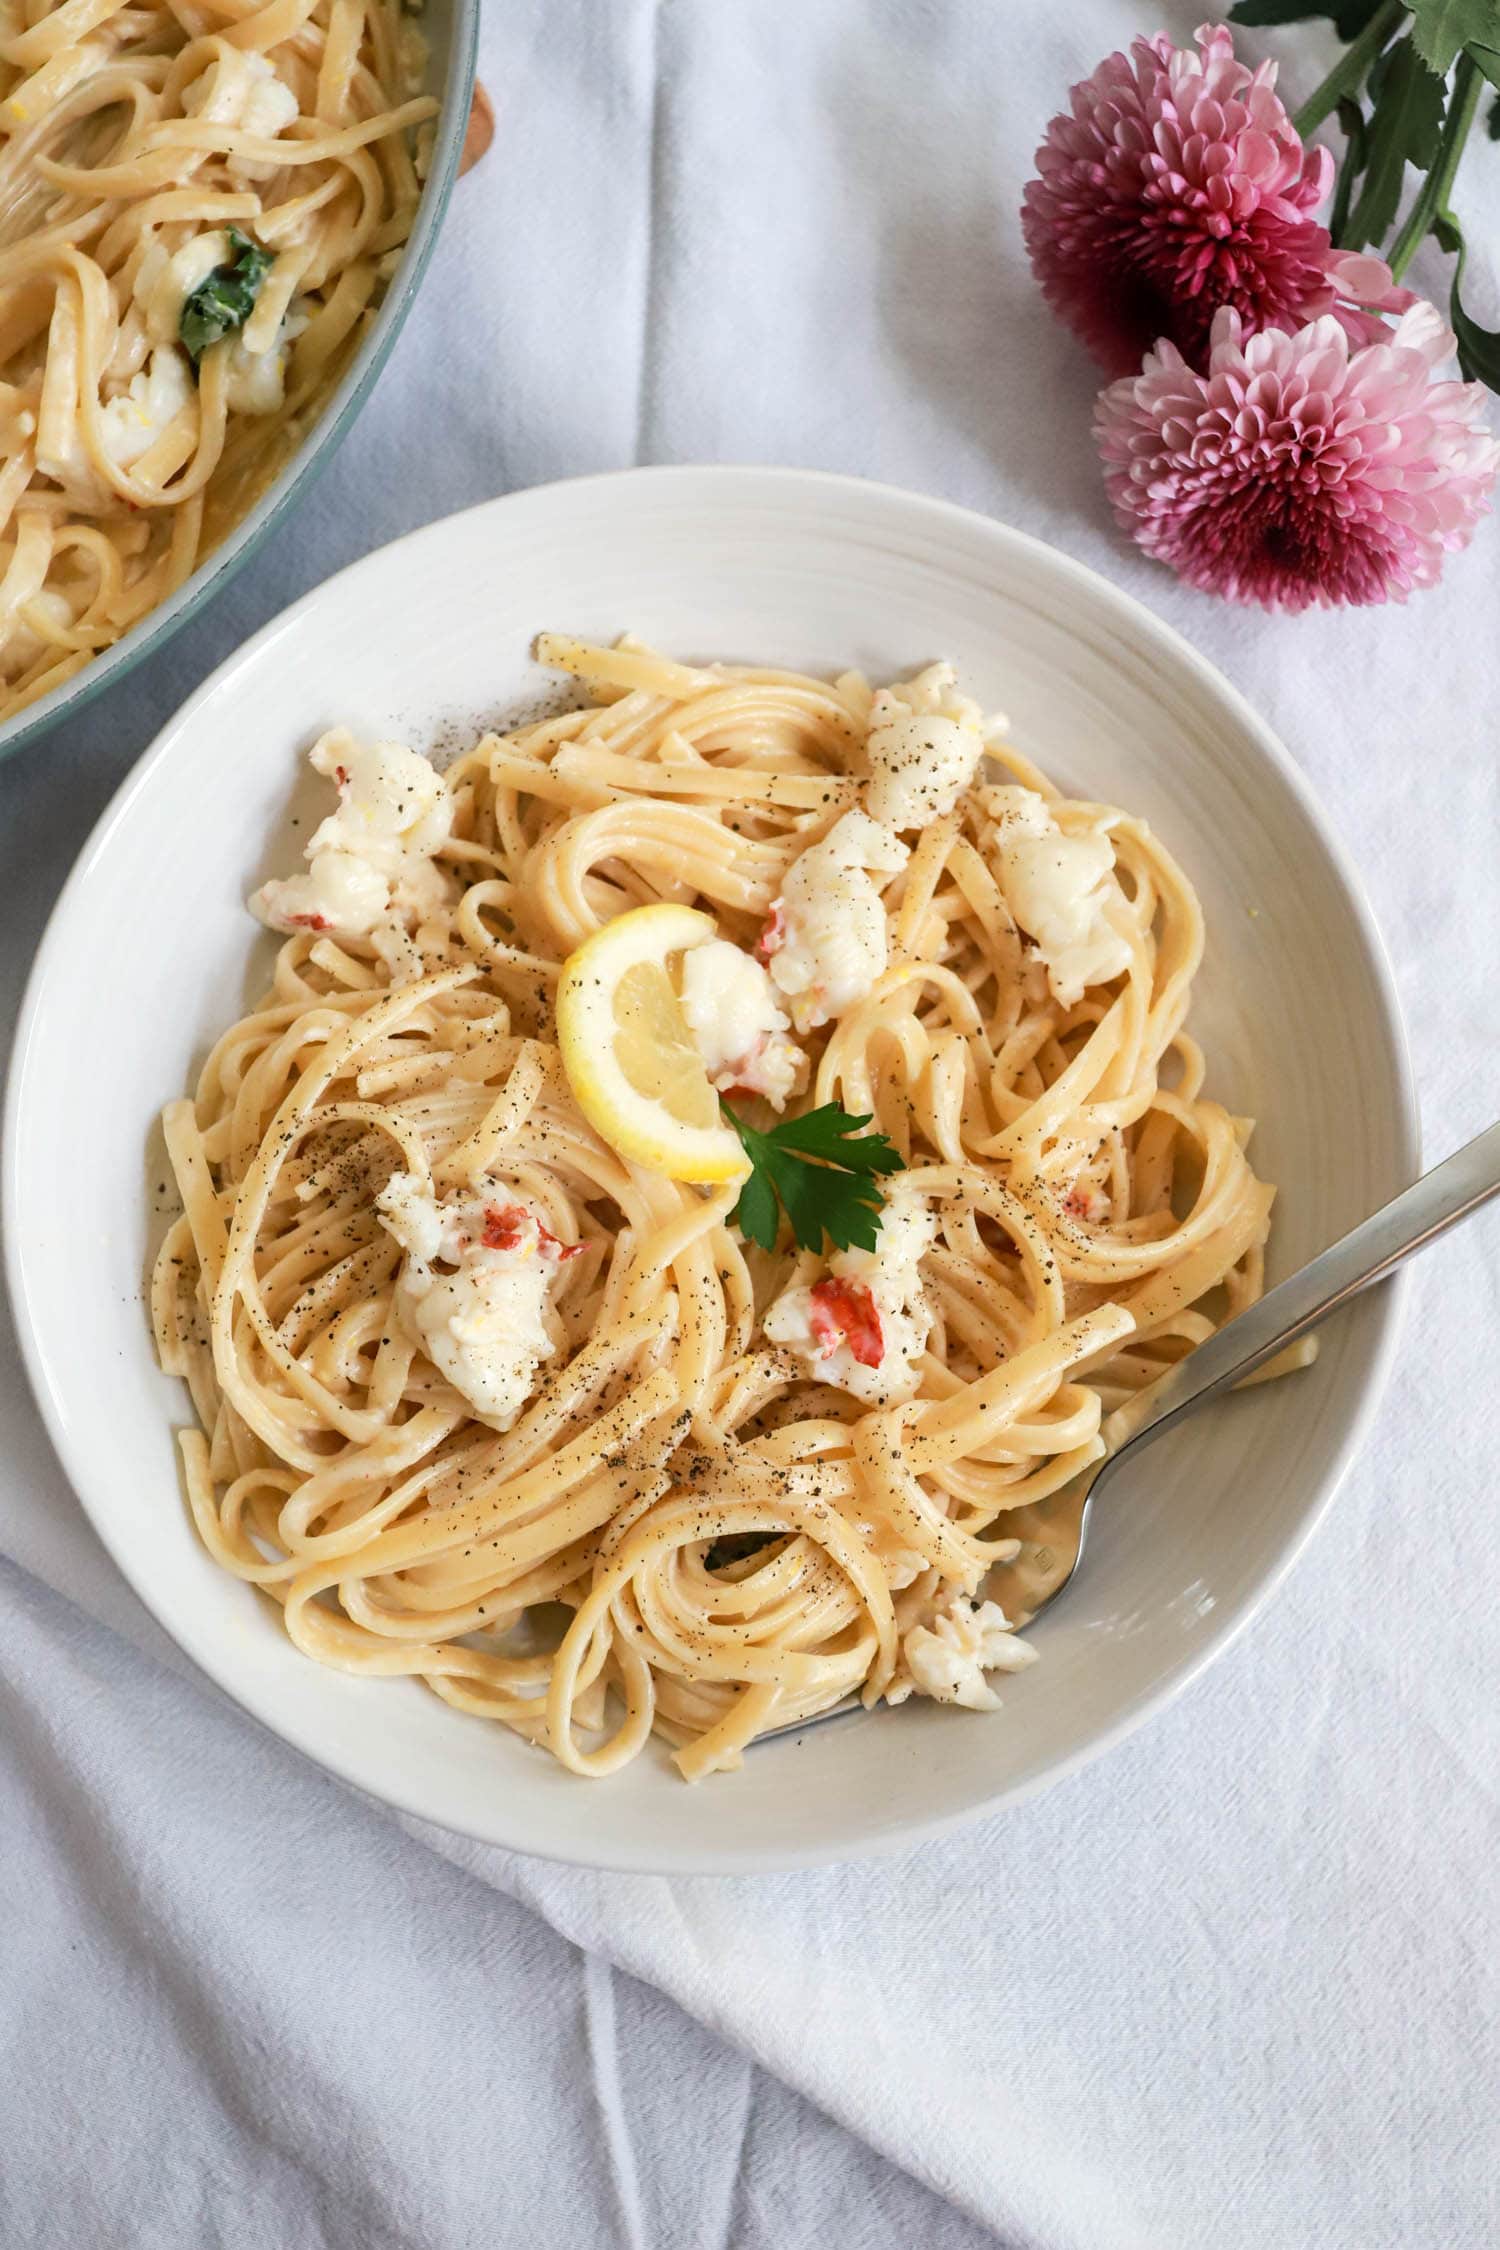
1022;23;1410;375
1095;302;1500;611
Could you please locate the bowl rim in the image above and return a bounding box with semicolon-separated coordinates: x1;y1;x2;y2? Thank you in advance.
2;465;1421;1872
0;0;481;773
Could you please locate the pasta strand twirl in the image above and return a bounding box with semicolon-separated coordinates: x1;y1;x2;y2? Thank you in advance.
151;640;1291;1783
0;1;436;725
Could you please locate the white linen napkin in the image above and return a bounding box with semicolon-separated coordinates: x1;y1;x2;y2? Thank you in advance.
2;4;1498;2244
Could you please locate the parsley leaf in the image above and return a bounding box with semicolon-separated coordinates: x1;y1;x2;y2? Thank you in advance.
722;1100;904;1255
179;228;274;366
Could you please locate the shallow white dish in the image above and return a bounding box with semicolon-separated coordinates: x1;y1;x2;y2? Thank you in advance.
4;466;1417;1873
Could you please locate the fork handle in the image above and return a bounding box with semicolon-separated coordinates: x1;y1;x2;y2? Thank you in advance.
1105;1119;1500;1462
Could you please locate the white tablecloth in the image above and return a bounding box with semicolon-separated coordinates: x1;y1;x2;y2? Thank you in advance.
3;6;1498;2245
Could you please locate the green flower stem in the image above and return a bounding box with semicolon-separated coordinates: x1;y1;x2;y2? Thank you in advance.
1389;51;1483;281
1291;0;1404;137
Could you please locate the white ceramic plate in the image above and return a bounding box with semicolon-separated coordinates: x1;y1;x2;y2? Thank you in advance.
4;467;1417;1874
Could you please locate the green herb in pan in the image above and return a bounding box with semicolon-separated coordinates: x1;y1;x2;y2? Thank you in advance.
179;228;274;366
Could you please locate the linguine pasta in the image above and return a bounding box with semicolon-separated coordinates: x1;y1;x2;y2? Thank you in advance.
151;637;1291;1782
0;0;437;724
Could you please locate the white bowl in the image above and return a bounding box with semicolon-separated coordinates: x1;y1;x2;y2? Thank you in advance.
3;467;1417;1873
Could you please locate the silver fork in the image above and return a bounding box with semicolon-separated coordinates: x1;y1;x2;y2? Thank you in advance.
761;1119;1500;1744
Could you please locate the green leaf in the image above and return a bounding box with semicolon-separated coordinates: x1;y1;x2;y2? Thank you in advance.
1228;0;1391;25
1291;0;1408;135
1490;89;1500;132
1232;0;1394;23
751;1106;905;1172
1229;1;1341;20
779;1153;875;1253
722;1100;904;1257
1367;34;1397;98
731;1163;780;1253
1343;35;1447;250
1329;96;1370;244
1407;0;1500;75
1472;41;1500;92
1433;206;1500;389
179;227;273;366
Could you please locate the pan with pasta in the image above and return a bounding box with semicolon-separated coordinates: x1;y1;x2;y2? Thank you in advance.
0;0;456;739
150;633;1301;1783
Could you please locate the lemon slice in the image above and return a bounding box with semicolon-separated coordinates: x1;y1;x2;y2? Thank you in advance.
557;904;751;1183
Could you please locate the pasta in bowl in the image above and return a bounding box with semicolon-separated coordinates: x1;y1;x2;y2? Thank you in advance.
152;633;1293;1783
4;467;1414;1867
0;0;475;757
